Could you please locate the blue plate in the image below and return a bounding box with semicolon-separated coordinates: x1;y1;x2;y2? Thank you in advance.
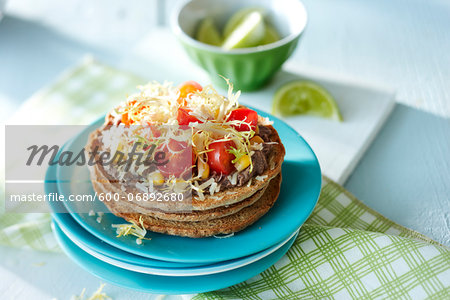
52;220;297;294
55;215;298;276
45;164;204;269
48;162;299;274
56;109;321;263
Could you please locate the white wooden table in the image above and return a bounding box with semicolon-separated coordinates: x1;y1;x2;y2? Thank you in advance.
1;0;449;299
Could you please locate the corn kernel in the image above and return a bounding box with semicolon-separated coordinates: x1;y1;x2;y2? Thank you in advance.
250;136;264;145
214;108;220;119
198;159;210;179
234;155;251;172
254;125;259;134
113;143;128;163
149;171;164;186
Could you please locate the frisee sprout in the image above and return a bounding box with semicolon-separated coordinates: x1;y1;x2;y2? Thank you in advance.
227;146;246;164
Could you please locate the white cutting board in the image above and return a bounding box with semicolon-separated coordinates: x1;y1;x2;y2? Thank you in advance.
120;29;395;184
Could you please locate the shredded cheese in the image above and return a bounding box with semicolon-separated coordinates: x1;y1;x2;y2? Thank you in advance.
136;181;148;193
71;283;111;300
227;172;238;186
111;216;150;244
258;116;274;125
101;79;272;198
256;175;268;181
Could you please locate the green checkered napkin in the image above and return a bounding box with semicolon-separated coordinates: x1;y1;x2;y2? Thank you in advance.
2;58;449;299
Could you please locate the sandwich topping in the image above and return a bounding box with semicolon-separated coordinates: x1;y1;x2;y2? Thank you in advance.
98;80;276;201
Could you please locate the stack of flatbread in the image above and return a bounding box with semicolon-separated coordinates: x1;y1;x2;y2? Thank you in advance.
86;124;285;238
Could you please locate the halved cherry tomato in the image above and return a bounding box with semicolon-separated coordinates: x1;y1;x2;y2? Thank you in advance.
227;108;258;131
121;112;131;125
207;140;235;175
157;139;193;178
177;81;202;105
120;100;140;126
167;139;188;152
177;108;202;125
148;124;161;138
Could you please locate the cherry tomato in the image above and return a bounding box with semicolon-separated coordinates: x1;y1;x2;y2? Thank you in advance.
207;140;235;175
177;108;202;125
148;124;161;138
120;100;140;126
167;139;187;152
157;139;193;178
177;81;203;105
121;112;131;125
227;108;258;131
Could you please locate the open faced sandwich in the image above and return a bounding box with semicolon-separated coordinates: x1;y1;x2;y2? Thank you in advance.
86;80;285;238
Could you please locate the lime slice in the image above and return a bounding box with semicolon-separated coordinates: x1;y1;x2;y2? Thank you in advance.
196;17;223;46
223;7;265;39
222;11;265;49
272;81;343;121
260;24;280;45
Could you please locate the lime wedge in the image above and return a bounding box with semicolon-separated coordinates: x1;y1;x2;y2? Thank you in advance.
196;17;223;46
222;11;265;49
261;24;280;45
272;81;343;121
223;7;265;38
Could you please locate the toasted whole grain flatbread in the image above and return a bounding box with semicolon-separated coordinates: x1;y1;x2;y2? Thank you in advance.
104;174;282;238
88;153;196;213
86;123;285;211
91;176;270;222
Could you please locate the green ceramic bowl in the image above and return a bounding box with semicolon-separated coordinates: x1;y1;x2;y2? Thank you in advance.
172;0;308;91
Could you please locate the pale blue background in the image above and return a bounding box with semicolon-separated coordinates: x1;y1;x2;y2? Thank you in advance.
0;0;449;298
